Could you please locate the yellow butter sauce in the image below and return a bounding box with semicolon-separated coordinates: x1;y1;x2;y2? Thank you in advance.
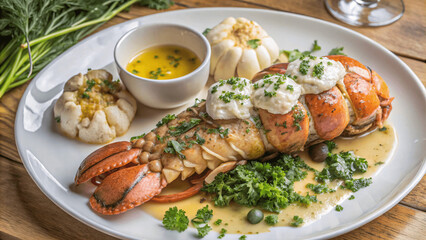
126;45;201;80
141;124;397;235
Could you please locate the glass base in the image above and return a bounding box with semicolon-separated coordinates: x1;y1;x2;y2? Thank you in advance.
325;0;405;27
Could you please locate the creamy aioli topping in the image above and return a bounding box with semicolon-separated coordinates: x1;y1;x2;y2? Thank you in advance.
286;56;346;94
206;56;347;119
252;74;301;115
206;77;253;119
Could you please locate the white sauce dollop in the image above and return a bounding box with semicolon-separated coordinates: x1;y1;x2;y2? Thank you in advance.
252;74;301;115
206;77;253;119
286;56;346;94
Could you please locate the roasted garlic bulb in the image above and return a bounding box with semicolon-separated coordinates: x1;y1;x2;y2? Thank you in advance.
206;17;279;81
54;70;137;144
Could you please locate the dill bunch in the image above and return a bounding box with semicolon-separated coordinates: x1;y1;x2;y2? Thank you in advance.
0;0;174;98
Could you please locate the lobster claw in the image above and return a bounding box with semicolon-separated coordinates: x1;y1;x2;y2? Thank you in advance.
90;164;167;215
75;141;141;184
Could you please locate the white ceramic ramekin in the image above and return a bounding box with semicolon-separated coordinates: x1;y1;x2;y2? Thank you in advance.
114;23;211;109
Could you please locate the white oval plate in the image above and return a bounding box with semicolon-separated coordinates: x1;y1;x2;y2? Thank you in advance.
15;8;426;240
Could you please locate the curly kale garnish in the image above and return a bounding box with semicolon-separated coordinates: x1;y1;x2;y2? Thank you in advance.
162;206;189;232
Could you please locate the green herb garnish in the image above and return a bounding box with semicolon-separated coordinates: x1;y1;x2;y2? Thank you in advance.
162;206;189;232
168;118;201;136
349;195;355;200
306;183;336;194
191;205;213;238
85;80;96;92
247;39;261;49
202;154;317;213
130;133;146;141
214;219;222;226
207;127;229;138
202;28;211;36
291;216;303;227
343;178;372;192
335;205;344;212
164;140;186;159
375;161;385;166
265;215;278;225
312;62;324;79
299;59;310;75
156;114;176;127
281;40;322;62
328;47;346;56
218;228;227;239
55;116;61;123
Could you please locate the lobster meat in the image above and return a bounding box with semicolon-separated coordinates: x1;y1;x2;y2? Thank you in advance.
74;55;393;215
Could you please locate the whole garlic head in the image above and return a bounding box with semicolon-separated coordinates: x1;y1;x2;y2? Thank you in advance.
207;17;279;81
54;69;137;144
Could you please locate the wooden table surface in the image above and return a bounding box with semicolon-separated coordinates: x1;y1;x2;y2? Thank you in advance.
0;0;425;239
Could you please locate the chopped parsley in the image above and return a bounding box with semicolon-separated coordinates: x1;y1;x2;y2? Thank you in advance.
132;69;139;74
156;114;177;127
312;62;324;79
191;205;213;238
343;178;372;192
239;235;247;240
130;133;146;141
214;219;222;226
162;206;189;232
207;127;229;138
325;140;337;152
149;67;165;79
55;116;61;123
168;118;201;136
349;195;355;200
81;92;90;99
218;228;227;239
103;79;120;92
292;106;305;131
306;183;336;194
299;59;310;75
202;28;211;36
247;39;261;49
286;85;294;92
335;205;344;212
85;79;96;92
375;161;385;166
265;215;278;225
202;154;317;213
291;216;304;227
168;55;182;68
219;91;250;103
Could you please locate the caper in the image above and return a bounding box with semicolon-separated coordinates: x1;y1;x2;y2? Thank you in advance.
247;208;264;224
308;142;329;162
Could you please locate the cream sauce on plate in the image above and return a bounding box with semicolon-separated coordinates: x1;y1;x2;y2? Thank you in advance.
141;124;396;234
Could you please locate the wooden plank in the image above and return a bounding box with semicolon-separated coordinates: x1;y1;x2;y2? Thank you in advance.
240;0;426;61
333;204;426;239
401;175;426;211
0;82;28;163
0;156;424;239
116;3;187;20
0;157;116;240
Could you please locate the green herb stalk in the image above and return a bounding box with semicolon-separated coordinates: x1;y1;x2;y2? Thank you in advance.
0;0;174;99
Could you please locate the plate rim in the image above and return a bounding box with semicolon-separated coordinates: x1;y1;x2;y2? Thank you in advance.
15;7;426;240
